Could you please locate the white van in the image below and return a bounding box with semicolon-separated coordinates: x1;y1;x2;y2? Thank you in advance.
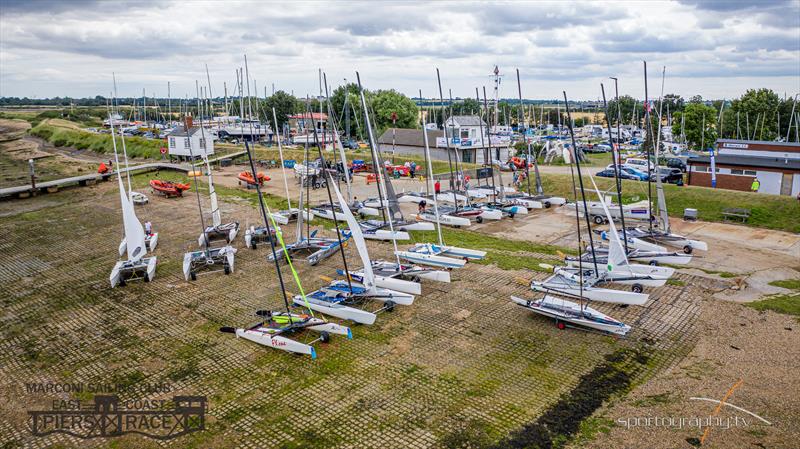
624;158;651;172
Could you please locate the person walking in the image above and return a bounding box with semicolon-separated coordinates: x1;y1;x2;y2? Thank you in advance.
750;177;760;193
410;161;417;179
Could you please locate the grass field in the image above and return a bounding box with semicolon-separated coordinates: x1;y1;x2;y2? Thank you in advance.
536;174;800;234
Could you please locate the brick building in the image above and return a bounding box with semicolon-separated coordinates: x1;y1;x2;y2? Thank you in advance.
687;139;800;196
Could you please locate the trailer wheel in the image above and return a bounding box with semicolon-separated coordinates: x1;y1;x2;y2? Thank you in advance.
593;215;605;225
557;321;566;330
359;212;367;219
632;283;644;293
144;275;150;283
683;245;693;254
476;216;483;223
119;277;126;287
544;201;551;208
190;272;197;281
224;266;231;275
649;260;659;266
385;300;396;312
509;212;515;219
411;275;421;283
251;242;257;250
319;331;331;343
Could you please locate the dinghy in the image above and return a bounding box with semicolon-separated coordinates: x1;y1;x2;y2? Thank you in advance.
220;64;351;358
244;225;276;249
237;171;270;186
267;107;315;226
107;110;157;288
197;152;239;246
511;295;631;336
149;179;190;197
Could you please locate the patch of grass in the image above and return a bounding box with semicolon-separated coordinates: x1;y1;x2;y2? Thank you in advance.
746;292;800;317
666;279;686;286
768;279;800;290
536;173;800;234
29;120;164;158
572;416;615;446
718;272;737;278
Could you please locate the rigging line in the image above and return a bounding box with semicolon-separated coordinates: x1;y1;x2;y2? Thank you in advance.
241;56;297;318
436;69;459;212
305;96;354;294
564;91;600;278
482;87;499;204
516;68;532;196
601;83;628;253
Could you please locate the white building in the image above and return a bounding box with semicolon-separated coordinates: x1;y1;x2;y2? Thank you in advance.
167;122;215;159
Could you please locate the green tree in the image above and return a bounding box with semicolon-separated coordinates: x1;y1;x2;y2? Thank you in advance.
728;88;781;141
672;102;717;149
263;90;302;132
369;89;419;134
606;95;638;125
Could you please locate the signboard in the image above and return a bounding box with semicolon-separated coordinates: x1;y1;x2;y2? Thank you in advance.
160;147;167;155
722;142;748;149
477;167;493;179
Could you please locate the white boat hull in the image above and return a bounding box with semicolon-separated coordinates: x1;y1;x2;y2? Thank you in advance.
511;295;631;336
414;213;471;227
362;229;410;241
532;281;648;306
293;297;377;325
395;250;467;269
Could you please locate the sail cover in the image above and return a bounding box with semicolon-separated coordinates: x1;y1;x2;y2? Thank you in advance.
330;179;375;291
591;176;629;272
117;165;146;262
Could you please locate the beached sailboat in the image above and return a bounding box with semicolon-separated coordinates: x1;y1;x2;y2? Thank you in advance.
396;84;487;269
109;111;157;288
221;59;351;357
511;91;633;334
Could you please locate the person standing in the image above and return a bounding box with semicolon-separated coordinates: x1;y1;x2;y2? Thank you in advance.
434;180;441;194
750;177;760;193
144;221;152;235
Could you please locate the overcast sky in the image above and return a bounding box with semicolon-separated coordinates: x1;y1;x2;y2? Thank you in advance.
1;0;798;101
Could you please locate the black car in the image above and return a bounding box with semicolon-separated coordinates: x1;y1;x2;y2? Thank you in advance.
650;168;684;184
665;158;687;172
596;169;639;180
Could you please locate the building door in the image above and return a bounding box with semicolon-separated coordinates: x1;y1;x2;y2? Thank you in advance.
781;173;792;195
462;149;474;163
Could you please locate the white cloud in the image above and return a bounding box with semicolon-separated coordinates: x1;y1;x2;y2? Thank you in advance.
0;0;798;100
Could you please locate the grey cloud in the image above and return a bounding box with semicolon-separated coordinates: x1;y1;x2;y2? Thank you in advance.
677;0;791;12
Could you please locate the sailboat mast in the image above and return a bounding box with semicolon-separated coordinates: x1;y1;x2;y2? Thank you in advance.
482;88;498;203
420;89;444;247
601;82;628;253
323;72;353;203
516;69;532;195
305;95;354;293
563;92;599;275
272;107;292;210
643;61;654;233
112;74;134;200
436;69;458;211
238;60;293;316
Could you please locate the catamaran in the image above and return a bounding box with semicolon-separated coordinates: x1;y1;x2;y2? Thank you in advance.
108;109;157;288
267;107;314;226
221;60;351;357
512;89;633;334
619;63;707;255
395;81;487;269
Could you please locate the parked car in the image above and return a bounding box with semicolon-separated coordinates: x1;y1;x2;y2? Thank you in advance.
594;143;612;152
596;168;639;180
624;158;651;172
665;157;687;172
650;168;684;184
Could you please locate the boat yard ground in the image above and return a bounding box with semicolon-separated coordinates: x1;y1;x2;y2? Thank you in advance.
1;122;799;448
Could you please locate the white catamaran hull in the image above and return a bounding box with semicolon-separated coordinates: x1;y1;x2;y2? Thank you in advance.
293;297;377;325
362;229;410;241
414;213;471;227
395;251;468;269
532;281;649;306
511;295;631;336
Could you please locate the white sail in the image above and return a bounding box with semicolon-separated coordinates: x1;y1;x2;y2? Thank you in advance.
591;176;628;271
109;119;146;262
205;157;221;227
330;180;375;291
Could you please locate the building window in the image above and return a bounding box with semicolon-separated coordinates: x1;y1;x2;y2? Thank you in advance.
460;128;469;140
199;138;206;149
184;138;190;149
744;170;756;176
169;138;175;148
730;169;757;176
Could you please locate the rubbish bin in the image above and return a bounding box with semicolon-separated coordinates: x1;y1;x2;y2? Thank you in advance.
683;208;698;221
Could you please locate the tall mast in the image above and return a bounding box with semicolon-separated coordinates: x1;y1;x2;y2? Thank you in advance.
601;83;628;253
435;69;458;211
323;72;353;203
480;87;498;203
516;69;532;196
420;88;444;246
563;91;599;275
643;61;654;233
238;61;293;318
